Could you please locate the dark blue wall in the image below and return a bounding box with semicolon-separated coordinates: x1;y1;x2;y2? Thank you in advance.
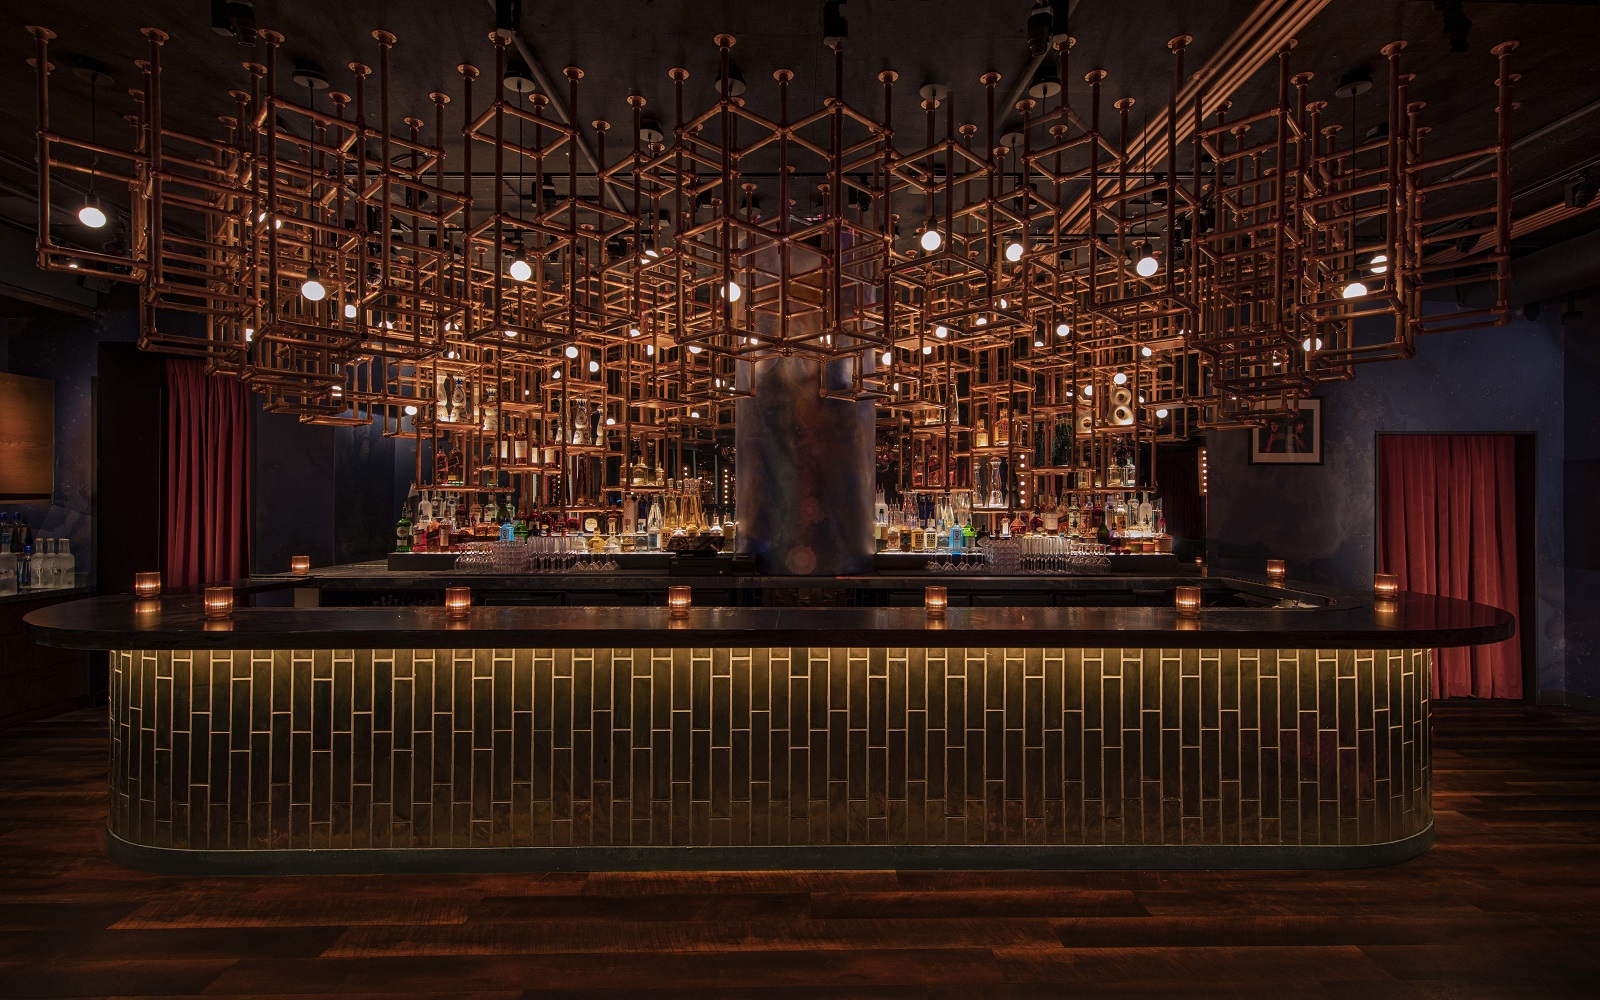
1;307;140;582
1208;313;1569;696
250;401;412;574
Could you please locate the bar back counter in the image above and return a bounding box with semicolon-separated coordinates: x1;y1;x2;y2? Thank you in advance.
26;575;1511;873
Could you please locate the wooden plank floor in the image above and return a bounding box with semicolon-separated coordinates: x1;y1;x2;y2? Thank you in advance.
1;703;1597;997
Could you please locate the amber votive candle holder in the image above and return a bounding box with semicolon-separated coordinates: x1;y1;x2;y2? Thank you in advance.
1374;573;1399;600
133;572;161;597
1174;585;1202;617
202;586;234;620
1266;559;1286;583
290;555;311;576
444;586;472;620
667;585;692;619
925;585;949;619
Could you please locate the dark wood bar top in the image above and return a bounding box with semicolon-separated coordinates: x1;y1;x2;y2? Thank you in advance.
26;583;1513;651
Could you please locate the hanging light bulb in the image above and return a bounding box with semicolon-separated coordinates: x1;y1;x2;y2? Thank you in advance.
404;404;418;417
1369;253;1388;274
1083;384;1093;397
646;344;655;356
1156;408;1169;419
588;360;599;372
1140;346;1153;358
920;228;942;252
688;345;703;354
605;416;616;426
1055;322;1071;337
243;327;254;343
78;196;106;229
1302;337;1324;352
1005;240;1025;263
975;316;987;326
1113;372;1128;385
922;344;933;355
690;410;701;419
629;326;641;337
300;265;327;302
508;257;532;282
724;280;742;302
564;345;579;358
551;368;561;379
881;351;893;366
1034;339;1044;348
343;303;358;320
503;329;517;338
934;325;948;339
1134;243;1160;278
1342;276;1369;299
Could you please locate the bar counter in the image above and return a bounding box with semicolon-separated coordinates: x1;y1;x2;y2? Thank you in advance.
27;581;1512;874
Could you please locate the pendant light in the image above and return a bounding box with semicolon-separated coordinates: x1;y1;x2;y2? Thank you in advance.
300;265;327;302
78;70;106;228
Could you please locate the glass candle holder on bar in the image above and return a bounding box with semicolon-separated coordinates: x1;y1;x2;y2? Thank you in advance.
1374;573;1400;600
1266;559;1286;583
202;586;234;620
924;585;948;619
1174;585;1202;617
133;572;161;597
444;586;471;620
290;555;311;576
667;586;692;619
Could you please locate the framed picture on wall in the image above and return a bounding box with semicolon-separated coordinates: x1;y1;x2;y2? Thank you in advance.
1250;397;1323;465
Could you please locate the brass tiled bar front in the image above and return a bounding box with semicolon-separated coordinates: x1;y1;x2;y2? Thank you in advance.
107;646;1431;868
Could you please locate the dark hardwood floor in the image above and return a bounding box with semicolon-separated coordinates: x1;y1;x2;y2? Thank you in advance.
1;703;1597;998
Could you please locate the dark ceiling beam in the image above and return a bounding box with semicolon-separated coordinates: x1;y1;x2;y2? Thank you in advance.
1064;0;1332;233
485;2;627;215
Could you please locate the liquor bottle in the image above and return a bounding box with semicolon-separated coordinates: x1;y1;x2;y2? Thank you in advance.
10;513;27;552
1043;491;1059;534
1124;449;1136;489
974;418;990;449
56;538;74;588
0;513;10;552
17;545;32;589
396;511;412;552
32;538;51;588
646;496;664;550
948;520;965;552
1106;445;1121;489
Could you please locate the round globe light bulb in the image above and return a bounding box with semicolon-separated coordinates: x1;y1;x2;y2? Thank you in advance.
564;345;579;358
934;325;948;339
725;281;742;302
508;258;532;282
300;276;327;302
1342;279;1368;299
1135;254;1159;278
343;303;358;319
78;202;107;229
588;360;599;372
1005;241;1024;262
881;352;893;366
1141;346;1153;357
1113;372;1128;385
1156;408;1169;419
1369;253;1388;275
688;345;703;354
404;405;418;416
1055;322;1071;337
919;228;942;252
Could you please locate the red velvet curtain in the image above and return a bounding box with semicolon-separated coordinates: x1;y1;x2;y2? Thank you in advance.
1377;434;1521;699
166;360;251;587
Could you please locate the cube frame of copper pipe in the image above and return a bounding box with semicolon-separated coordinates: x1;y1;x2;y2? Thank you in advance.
924;585;949;619
202;586;234;620
133;571;161;597
444;586;472;620
667;586;692;619
1373;573;1400;600
1174;585;1202;617
1266;559;1287;583
290;555;311;576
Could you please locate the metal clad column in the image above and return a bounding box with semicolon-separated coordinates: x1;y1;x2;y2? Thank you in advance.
735;351;874;576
